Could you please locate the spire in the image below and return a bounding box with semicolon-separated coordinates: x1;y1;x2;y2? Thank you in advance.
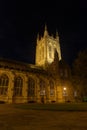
56;30;59;41
44;24;48;37
45;24;47;31
37;33;39;44
37;33;39;39
56;30;58;37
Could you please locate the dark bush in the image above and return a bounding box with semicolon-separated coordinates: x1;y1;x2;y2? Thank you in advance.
28;101;36;103
0;101;5;104
66;100;71;103
51;101;56;103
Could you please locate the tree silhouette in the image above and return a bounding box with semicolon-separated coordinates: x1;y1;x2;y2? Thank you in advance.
72;49;87;101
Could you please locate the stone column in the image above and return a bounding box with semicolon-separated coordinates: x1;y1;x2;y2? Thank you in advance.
7;73;14;103
22;75;28;103
36;78;40;103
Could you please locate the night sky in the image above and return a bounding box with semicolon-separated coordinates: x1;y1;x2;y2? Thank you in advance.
0;1;87;66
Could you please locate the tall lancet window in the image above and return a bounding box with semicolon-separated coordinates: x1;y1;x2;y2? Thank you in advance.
28;77;35;96
14;76;23;96
39;48;41;61
0;74;9;95
49;81;55;96
39;79;46;96
49;46;52;58
42;46;44;59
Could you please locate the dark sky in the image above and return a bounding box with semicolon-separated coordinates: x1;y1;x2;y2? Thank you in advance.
0;0;87;66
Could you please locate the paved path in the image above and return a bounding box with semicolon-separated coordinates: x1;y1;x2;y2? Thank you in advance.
0;104;87;130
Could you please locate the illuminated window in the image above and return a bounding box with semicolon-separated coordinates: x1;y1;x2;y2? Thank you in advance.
28;78;35;96
65;69;68;77
60;69;68;78
14;77;23;96
0;74;9;95
39;79;46;95
50;81;55;96
60;69;63;77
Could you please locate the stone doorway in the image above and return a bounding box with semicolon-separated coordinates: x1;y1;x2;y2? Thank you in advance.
41;96;44;103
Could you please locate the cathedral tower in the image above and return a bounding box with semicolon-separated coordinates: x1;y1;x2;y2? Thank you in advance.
35;25;62;67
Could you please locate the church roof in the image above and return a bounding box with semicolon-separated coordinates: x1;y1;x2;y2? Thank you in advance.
0;58;53;77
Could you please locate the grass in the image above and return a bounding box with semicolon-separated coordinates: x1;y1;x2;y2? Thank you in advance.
0;103;87;129
15;103;87;111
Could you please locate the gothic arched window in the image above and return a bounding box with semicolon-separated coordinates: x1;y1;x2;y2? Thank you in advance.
39;79;46;95
0;74;9;95
42;46;44;59
39;48;41;61
28;77;35;96
49;81;55;96
49;45;52;58
14;76;23;96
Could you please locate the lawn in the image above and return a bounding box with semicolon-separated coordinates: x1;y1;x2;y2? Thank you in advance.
0;103;87;130
15;102;87;111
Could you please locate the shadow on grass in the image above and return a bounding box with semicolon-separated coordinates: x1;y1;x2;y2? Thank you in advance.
14;103;87;111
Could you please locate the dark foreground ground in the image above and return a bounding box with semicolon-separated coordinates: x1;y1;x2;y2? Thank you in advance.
0;103;87;130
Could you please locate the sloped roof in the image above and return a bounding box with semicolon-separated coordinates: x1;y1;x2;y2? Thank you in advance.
0;58;54;77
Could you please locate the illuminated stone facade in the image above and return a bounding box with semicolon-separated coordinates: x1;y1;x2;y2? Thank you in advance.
0;25;74;103
36;25;61;67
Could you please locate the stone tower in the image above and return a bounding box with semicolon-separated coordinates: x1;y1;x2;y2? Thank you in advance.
35;25;61;68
